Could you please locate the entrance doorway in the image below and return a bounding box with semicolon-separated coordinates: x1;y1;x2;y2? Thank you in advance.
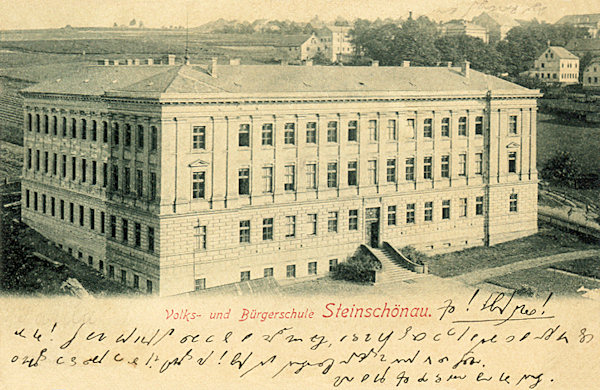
365;207;380;248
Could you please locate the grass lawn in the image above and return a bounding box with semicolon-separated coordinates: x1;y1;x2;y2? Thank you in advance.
279;277;377;296
550;257;600;280
485;267;600;297
427;224;600;278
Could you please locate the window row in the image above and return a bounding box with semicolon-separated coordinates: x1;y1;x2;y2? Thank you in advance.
110;164;158;200
23;190;156;253
25;114;159;151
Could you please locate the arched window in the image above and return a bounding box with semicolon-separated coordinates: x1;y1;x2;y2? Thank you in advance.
44;115;49;134
137;125;144;149
27;113;32;131
52;116;57;135
91;120;97;141
36;114;40;133
113;123;120;145
71;118;77;138
81;118;87;140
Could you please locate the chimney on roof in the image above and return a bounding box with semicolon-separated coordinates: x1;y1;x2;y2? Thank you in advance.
147;58;154;65
230;58;241;65
461;60;470;78
168;54;176;65
447;61;452;67
280;59;288;66
112;59;119;66
126;59;133;66
209;57;218;77
305;59;313;66
134;58;140;65
402;60;410;67
409;11;413;20
371;60;379;67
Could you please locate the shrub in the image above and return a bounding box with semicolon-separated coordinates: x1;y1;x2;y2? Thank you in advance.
331;252;379;283
514;285;536;297
399;246;428;265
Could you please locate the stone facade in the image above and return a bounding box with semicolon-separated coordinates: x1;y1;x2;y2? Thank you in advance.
21;61;540;296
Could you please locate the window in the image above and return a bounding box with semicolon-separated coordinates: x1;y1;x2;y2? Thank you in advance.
308;214;317;235
406;203;415;224
329;259;338;272
407;118;416;137
27;149;32;170
150;126;158;151
100;212;105;234
508;152;517;173
191;171;205;199
441;117;450;137
475;153;483;175
136;125;144;149
327;121;338;142
134;222;141;247
148;227;154;252
81;119;87;140
442;200;451;220
36;150;40;171
109;265;114;279
92;161;97;185
286;264;296;278
328;211;338;233
347;120;358;142
124;124;131;147
476;196;484;215
134;275;139;289
90;208;95;230
62;155;67;178
71;118;76;138
459;198;468;217
239;220;251;243
33;192;38;211
71;157;76;180
306;122;317;143
306;163;317;189
368;119;378;141
509;115;518;134
50;197;55;216
475;116;484;135
387;119;397;140
195;225;207;250
25;190;30;209
147;280;153;294
284;123;295;145
405;157;415;181
193;126;206;149
308;261;317;275
262;218;273;240
103;121;108;143
110;215;116;238
91;120;97;141
423;156;432;180
81;159;87;182
27;113;32;132
510;193;518;212
423;118;433;138
150;172;157;200
262;166;273;193
386;159;396;183
60;200;65;220
388;206;397;226
261;123;273;146
113;123;120;145
238;168;250;195
42;195;47;214
103;163;108;188
88;256;93;266
458;154;467;176
122;218;128;242
368;160;378;185
69;202;74;223
284;164;295;191
347;161;358;186
349;209;358;230
62;117;67;137
52;116;57;136
327;162;338;188
441;155;450;178
121;270;127;284
264;268;274;278
240;271;251;282
123;167;130;193
458;116;467;136
424;201;433;221
285;216;296;238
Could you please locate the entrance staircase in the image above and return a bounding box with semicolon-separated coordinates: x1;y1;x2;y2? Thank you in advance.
368;246;427;285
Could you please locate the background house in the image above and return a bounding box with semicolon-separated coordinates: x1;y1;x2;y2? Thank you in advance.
531;46;580;84
583;58;600;89
556;13;600;38
472;12;520;42
440;20;489;43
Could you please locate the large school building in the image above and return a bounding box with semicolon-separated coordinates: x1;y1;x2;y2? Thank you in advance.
21;58;540;295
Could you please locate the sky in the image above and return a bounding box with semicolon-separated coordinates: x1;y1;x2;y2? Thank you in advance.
1;0;599;30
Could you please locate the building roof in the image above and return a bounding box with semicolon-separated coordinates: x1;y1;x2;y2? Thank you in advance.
566;38;600;53
472;12;520;28
556;13;600;25
543;46;579;60
443;20;487;32
23;63;536;99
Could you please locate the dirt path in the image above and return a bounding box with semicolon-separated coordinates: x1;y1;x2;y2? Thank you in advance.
452;249;600;285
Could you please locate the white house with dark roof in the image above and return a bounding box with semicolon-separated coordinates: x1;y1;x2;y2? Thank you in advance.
583;58;600;89
531;46;580;84
440;20;489;43
21;58;540;295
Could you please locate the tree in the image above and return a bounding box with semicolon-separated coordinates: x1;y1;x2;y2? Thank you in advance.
435;35;504;74
312;50;331;65
129;18;137;27
541;151;582;188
